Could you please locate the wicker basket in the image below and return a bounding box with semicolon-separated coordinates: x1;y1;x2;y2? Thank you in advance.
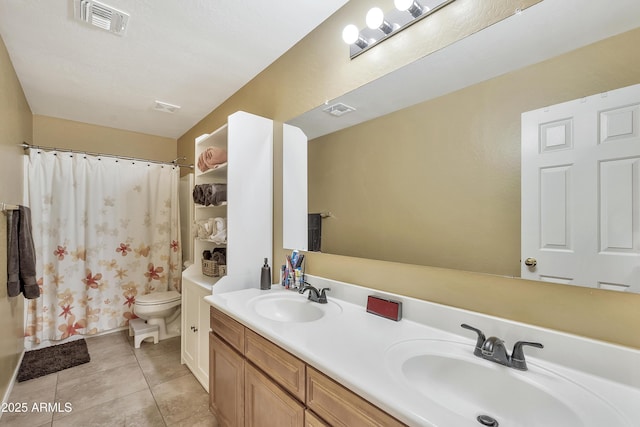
201;259;220;277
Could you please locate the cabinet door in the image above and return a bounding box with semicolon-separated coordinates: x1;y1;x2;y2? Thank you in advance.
182;280;210;391
196;289;211;389
210;333;245;427
305;409;330;427
245;363;304;427
181;281;198;368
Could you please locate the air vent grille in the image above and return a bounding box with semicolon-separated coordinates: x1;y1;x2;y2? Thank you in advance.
74;0;129;35
154;101;181;114
323;103;356;117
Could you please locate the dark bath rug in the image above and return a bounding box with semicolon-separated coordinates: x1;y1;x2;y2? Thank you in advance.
17;339;90;382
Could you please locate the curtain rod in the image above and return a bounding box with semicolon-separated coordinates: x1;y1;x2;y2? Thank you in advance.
20;142;194;169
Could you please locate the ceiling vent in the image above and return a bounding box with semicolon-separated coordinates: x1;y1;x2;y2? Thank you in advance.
323;103;356;117
153;101;181;114
73;0;129;36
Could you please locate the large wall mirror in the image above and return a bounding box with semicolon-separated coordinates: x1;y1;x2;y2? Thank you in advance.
285;0;640;292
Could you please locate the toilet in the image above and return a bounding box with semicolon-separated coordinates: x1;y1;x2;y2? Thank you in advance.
133;290;182;341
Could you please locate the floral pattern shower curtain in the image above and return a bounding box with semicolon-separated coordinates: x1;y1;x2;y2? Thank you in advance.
25;150;181;345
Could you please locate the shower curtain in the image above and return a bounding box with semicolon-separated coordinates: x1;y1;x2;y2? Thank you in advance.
25;150;181;346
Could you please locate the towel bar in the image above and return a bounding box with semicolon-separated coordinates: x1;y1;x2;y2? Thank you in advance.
1;202;19;212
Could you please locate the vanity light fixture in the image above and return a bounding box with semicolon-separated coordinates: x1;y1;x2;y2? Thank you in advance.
366;7;394;35
342;24;369;49
343;0;456;59
394;0;427;18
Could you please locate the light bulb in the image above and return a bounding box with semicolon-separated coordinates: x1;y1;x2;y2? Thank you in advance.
342;24;359;44
394;0;425;18
394;0;413;11
366;7;385;30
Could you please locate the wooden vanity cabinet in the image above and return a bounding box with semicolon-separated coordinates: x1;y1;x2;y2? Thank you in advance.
244;328;306;402
209;332;244;427
306;367;405;427
211;305;245;353
245;363;305;426
209;306;406;427
305;410;330;427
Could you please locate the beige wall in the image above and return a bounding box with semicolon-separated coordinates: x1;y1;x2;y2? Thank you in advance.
0;34;30;403
33;115;177;162
177;0;640;349
309;28;640;278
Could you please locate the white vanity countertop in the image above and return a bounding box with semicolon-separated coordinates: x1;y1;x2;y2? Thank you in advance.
204;276;640;427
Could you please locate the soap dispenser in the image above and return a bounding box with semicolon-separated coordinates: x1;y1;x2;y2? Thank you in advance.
260;258;271;290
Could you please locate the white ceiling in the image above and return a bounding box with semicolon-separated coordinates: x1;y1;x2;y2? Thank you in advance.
0;0;348;138
290;0;640;139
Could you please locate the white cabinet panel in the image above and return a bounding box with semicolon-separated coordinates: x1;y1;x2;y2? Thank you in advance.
283;124;308;251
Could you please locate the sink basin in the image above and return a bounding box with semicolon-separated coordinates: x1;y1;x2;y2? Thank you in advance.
385;340;631;427
248;293;341;323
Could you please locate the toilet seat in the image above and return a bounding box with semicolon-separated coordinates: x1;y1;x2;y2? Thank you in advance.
135;290;181;306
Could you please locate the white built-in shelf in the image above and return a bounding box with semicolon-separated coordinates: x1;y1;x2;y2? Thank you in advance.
195;202;227;209
188;111;273;297
196;162;228;178
195;124;228;147
183;264;222;289
203;162;227;173
195;238;227;246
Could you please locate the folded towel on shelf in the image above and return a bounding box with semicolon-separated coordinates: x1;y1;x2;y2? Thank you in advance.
203;184;215;205
192;184;227;206
7;206;39;299
192;185;205;205
212;249;226;266
209;217;226;244
210;184;227;206
197;147;227;173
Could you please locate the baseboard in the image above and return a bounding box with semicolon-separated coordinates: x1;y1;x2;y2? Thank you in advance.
0;348;25;421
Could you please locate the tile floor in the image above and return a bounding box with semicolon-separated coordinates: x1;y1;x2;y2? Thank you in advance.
0;331;219;426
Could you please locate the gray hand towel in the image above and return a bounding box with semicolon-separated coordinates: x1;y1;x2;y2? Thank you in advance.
7;206;39;299
203;184;215;206
211;184;227;206
192;184;205;205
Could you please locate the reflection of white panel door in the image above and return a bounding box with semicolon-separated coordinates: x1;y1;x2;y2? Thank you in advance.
522;83;640;292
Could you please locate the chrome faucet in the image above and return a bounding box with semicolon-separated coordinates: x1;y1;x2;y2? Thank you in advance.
480;336;510;367
461;324;543;371
299;282;330;304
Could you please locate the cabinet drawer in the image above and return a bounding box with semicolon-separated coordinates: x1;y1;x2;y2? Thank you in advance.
306;367;406;427
211;307;245;354
245;328;306;402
